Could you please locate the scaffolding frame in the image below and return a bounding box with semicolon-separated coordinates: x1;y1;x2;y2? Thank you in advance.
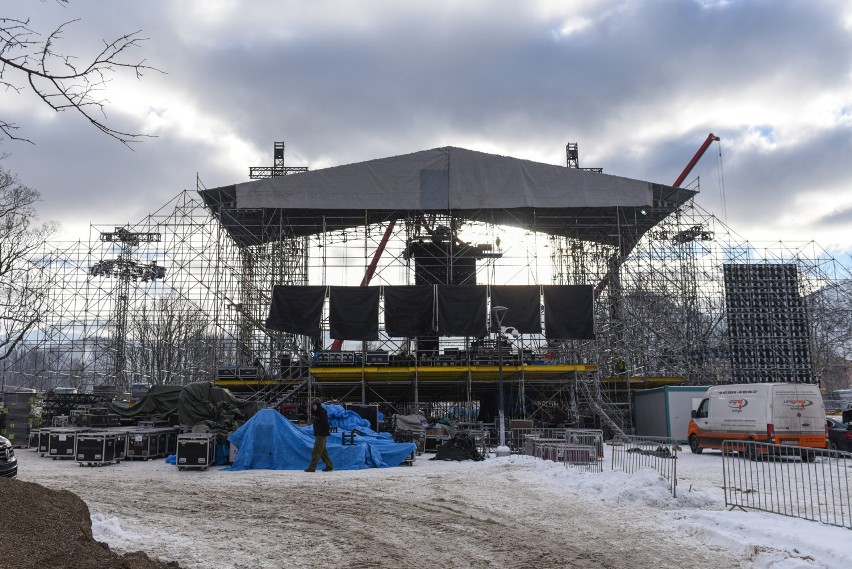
2;155;850;434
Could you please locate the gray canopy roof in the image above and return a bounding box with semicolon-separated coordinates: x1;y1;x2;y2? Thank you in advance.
199;146;695;247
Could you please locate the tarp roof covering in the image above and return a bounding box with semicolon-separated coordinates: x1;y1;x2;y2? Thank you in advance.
177;381;258;426
227;408;416;471
108;382;258;426
108;385;182;418
199;146;695;247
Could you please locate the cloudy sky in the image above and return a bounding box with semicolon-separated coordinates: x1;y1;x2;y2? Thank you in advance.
2;0;851;259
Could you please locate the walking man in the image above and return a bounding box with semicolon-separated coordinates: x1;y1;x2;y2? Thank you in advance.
305;399;334;472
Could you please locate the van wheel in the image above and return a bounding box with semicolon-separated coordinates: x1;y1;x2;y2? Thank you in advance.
800;450;816;463
827;440;837;451
688;435;702;454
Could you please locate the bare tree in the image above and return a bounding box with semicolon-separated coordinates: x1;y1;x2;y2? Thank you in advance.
1;1;159;146
127;294;213;385
808;281;852;391
0;164;58;365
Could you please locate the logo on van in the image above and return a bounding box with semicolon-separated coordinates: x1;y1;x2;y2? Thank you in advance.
783;399;813;410
728;399;748;410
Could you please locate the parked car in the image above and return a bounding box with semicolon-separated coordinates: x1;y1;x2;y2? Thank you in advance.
0;434;17;478
826;417;852;452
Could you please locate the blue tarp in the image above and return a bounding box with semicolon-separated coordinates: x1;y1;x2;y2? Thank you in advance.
226;408;415;471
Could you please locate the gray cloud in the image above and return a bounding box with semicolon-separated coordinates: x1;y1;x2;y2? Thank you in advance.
1;0;851;258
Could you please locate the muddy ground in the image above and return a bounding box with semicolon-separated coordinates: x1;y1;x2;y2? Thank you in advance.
10;450;744;569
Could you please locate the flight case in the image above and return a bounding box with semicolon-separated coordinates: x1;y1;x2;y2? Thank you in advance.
76;432;119;466
126;427;178;460
176;433;217;471
48;427;88;459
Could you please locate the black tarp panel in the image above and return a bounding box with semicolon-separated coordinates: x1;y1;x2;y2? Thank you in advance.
384;286;435;337
329;286;380;340
543;285;595;340
490;285;542;334
437;285;487;337
265;285;326;335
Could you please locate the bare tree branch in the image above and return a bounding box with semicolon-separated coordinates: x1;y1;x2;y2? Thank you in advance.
1;3;161;147
0;163;58;362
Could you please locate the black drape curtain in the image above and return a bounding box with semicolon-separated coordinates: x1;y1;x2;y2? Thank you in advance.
437;285;487;337
383;285;435;337
265;285;326;335
265;284;594;340
542;285;595;339
329;286;380;340
489;285;542;334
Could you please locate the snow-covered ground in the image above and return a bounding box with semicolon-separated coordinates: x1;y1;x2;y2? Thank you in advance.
15;445;852;569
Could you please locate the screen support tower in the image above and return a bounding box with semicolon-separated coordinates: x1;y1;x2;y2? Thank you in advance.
89;227;164;391
242;143;310;373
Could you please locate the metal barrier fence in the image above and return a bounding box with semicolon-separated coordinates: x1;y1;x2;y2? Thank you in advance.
722;440;852;529
481;427;567;453
506;428;571;451
521;429;604;473
610;435;679;497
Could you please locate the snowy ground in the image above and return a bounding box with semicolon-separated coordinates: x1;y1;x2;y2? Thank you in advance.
14;445;852;569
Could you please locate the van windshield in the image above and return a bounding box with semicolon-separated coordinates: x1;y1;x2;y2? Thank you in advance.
695;398;709;419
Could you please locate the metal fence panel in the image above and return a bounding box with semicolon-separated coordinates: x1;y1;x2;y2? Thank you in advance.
522;429;604;473
722;440;852;529
610;435;679;497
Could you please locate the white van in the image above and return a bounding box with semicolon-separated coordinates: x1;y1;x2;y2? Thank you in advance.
688;383;826;458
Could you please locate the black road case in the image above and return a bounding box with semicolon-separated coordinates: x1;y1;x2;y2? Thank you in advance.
48;428;88;459
37;429;51;455
176;433;216;470
126;427;179;460
76;432;118;466
346;403;380;431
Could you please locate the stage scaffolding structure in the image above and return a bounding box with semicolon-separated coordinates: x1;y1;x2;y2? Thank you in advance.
2;154;850;434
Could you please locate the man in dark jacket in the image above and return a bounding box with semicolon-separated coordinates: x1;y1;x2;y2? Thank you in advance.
305;399;334;472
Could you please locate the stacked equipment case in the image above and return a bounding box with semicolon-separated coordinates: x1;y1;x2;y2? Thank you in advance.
48;427;88;459
76;431;120;466
176;433;217;471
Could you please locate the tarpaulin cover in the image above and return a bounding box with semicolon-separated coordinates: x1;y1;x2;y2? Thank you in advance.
265;285;326;335
392;413;428;431
384;286;435;337
227;408;416;471
329;286;380;340
490;285;542;334
177;382;259;426
437;285;487;337
108;385;182;418
325;404;373;432
543;285;595;339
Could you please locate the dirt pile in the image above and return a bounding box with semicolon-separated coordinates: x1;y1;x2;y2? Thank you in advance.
0;477;182;569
